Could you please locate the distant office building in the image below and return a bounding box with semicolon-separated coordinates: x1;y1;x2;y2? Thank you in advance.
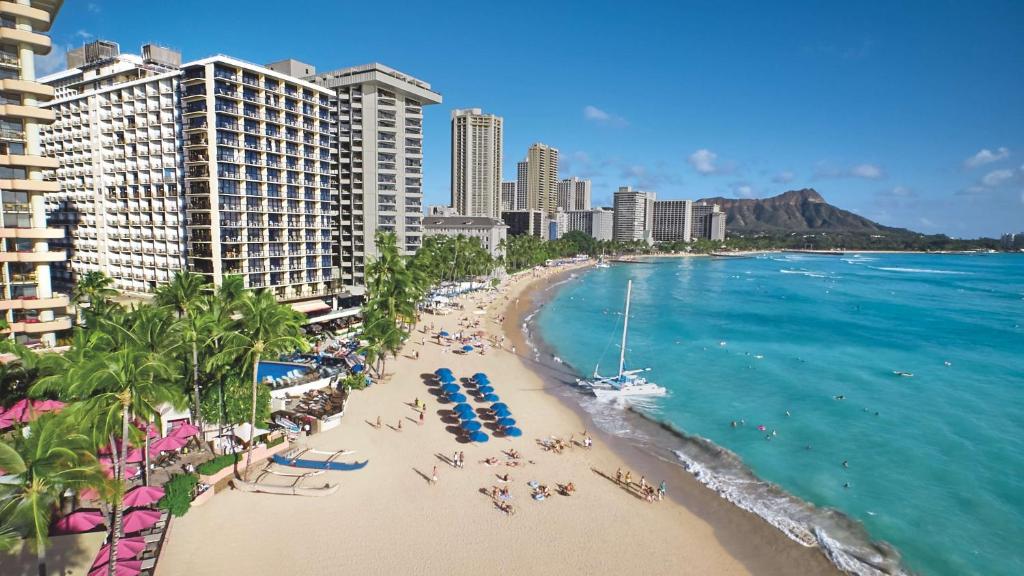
523;143;559;216
558;176;591;211
450;108;502;218
309;63;443;288
548;209;569;240
502;210;546;239
422;215;508;258
692;202;726;241
652;200;693;242
515;160;528;211
1;0;69;346
613;186;655;243
565;208;614;241
500;181;516;212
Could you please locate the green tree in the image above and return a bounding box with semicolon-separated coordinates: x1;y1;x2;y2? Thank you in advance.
0;413;105;576
71;271;118;325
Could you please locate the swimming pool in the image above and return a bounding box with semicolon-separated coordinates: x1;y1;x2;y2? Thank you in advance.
257;361;309;383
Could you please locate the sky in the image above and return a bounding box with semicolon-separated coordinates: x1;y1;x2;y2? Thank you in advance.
43;0;1024;237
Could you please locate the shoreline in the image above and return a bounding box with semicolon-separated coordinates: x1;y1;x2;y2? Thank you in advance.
157;262;834;576
504;264;843;576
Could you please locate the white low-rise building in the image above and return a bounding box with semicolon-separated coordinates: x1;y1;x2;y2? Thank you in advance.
422;215;508;258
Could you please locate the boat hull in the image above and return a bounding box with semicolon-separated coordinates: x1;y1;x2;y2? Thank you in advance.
272;454;368;471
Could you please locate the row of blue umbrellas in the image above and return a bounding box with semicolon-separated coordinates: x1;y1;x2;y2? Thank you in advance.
435;370;522;439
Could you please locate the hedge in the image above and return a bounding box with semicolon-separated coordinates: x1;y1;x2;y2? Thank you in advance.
158;473;199;517
195;453;240;476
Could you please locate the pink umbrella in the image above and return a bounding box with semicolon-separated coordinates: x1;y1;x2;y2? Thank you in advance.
149;435;187;452
0;414;12;430
88;559;143;576
133;419;160;439
121;508;161;533
123;448;144;464
122;485;165;508
78;487;101;502
35;399;65;412
99;459;139;480
91;537;147;568
170;422;200;438
52;510;106;534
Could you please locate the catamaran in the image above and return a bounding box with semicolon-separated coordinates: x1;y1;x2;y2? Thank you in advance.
577;280;666;399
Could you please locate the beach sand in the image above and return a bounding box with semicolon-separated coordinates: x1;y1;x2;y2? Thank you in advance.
157;263;838;576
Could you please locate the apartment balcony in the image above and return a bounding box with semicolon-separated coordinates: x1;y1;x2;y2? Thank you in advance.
0;153;59;169
4;316;73;334
0;78;54;100
0;250;65;263
0;178;59;192
0;294;69;311
0;104;56;123
0;2;54;30
0;26;51;54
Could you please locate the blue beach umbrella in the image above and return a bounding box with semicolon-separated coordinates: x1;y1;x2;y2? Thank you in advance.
476;385;494;394
453;403;474;415
459;411;477;421
497;417;516;427
438;373;456;383
492;407;512;418
434;368;452;376
462;345;474;352
505;427;523;438
440;383;460;394
469;431;489;443
482;393;500;402
460;420;482;431
439;331;450;337
490;403;508;411
472;372;488;381
447;392;467;403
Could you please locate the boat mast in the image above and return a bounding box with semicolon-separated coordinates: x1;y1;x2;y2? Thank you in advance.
618;280;632;377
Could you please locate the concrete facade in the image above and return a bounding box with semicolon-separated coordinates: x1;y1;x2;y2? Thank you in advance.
565;208;613;241
501;209;545;239
450;108;501;219
0;0;69;346
612;186;655;243
652;199;693;242
500;180;515;212
557;176;591;211
523;143;558;216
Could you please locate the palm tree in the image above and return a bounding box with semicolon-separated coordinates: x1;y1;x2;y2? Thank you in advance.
0;413;105;576
71;271;117;324
154;271;209;443
216;290;307;476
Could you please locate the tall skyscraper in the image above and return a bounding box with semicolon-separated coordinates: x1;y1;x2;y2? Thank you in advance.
612;186;655;242
500;181;515;212
557;176;591;211
692;202;726;241
525;142;558;217
1;0;69;346
515;160;528;211
450;108;502;218
309;64;442;290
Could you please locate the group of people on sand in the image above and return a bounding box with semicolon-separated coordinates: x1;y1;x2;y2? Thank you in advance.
540;433;592;454
615;468;666;503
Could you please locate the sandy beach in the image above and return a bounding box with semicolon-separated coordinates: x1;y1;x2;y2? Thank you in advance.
157;262;839;576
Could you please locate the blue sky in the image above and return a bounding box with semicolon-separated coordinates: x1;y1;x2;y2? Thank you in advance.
44;1;1023;237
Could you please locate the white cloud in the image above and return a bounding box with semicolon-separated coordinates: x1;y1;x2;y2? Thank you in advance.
889;186;915;198
982;168;1014;187
688;149;718;175
75;30;94;40
850;163;884;180
583;105;627;127
35;44;68;77
87;2;101;12
964;147;1010;168
734;184;755;198
771;171;795;184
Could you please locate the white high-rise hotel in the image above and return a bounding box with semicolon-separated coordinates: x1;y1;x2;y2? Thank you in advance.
450;108;502;218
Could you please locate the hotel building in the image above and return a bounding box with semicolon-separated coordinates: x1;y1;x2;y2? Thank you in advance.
565;208;613;241
450;108;502;219
557;176;591;211
41;44;185;294
309;64;442;291
514;160;528;211
524;143;559;217
612;186;655;243
179;56;338;302
652;199;693;243
0;0;69;346
692;202;726;241
422;215;507;258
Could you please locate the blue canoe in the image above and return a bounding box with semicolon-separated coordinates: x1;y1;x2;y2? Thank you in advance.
272;454;369;471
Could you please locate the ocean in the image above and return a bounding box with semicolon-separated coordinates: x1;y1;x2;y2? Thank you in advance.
531;253;1024;576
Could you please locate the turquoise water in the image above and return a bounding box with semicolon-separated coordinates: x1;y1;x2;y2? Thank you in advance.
534;254;1024;576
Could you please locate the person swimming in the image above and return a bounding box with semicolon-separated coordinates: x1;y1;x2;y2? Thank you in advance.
842;460;849;469
834;395;846;400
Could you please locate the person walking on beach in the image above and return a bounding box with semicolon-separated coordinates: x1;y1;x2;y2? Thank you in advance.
615;467;623;484
624;471;632;487
431;466;438;485
459;451;466;469
658;481;666;501
376;416;381;429
419;411;424;426
397;419;403;431
452;451;459;468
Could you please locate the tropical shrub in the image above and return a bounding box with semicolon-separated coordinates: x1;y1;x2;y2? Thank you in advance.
158;473;199;517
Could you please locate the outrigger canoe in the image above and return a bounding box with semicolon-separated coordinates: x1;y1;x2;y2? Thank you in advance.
232;479;340;497
272;453;368;471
